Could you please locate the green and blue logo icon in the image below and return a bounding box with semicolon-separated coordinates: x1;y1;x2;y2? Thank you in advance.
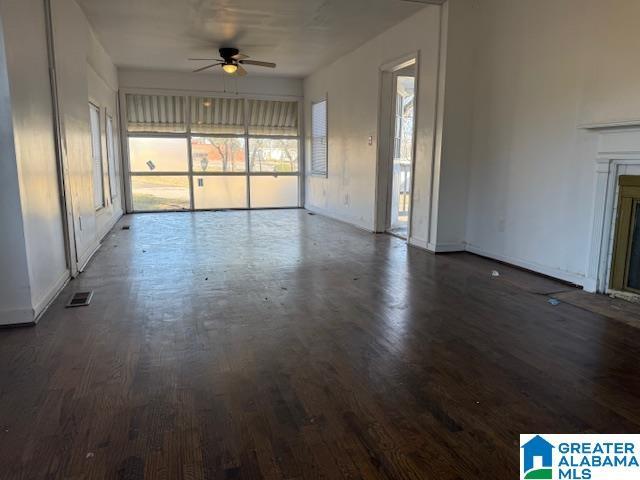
521;435;554;479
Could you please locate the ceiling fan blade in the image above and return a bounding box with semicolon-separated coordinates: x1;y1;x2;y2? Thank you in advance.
231;53;249;60
192;63;221;73
234;64;248;77
240;59;276;68
188;58;219;61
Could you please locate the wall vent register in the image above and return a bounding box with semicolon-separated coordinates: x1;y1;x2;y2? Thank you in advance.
66;291;94;308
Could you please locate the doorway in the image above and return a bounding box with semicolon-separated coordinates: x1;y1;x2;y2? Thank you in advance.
387;68;415;239
375;58;417;240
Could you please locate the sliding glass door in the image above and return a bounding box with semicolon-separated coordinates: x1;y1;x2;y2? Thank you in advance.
123;93;300;212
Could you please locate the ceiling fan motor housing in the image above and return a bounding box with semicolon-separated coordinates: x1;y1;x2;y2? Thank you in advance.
219;47;240;61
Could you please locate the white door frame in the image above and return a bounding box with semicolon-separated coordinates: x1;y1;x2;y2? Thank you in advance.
44;0;78;276
374;52;420;240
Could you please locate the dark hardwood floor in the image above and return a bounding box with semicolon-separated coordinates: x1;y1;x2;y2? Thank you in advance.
1;209;640;479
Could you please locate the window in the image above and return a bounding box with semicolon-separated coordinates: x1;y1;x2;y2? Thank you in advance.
106;114;118;199
193;176;247;210
123;93;301;212
131;176;190;211
89;103;104;209
249;138;298;172
311;99;327;176
191;137;246;172
250;176;298;208
128;137;189;173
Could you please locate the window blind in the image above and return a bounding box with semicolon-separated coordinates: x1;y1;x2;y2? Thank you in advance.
311;100;327;176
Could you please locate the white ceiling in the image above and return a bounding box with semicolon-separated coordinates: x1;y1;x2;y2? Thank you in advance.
75;0;429;77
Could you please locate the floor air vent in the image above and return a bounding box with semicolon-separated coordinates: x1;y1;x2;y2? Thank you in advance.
66;291;94;308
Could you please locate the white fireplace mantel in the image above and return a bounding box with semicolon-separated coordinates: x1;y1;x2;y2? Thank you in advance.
585;123;640;293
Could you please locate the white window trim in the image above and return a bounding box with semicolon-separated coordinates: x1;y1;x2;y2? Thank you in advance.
89;102;105;210
119;90;304;213
106;112;119;200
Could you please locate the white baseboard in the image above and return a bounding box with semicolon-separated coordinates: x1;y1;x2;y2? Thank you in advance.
427;242;466;253
409;236;429;250
0;307;34;326
304;205;374;233
97;209;124;242
581;277;598;293
465;244;587;288
77;241;101;273
76;211;124;274
32;269;70;323
299;207;589;288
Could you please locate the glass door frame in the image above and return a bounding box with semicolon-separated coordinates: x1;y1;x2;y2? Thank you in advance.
384;63;418;240
119;88;303;213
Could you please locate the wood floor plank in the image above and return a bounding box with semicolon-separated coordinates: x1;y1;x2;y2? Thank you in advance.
0;210;639;479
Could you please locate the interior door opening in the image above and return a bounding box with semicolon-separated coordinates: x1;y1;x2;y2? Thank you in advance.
386;66;416;239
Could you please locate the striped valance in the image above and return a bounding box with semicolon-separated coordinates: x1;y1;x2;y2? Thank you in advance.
126;94;186;132
248;99;298;135
191;97;244;134
125;94;299;135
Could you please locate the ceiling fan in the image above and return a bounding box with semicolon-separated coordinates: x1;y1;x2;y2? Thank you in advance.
189;48;276;76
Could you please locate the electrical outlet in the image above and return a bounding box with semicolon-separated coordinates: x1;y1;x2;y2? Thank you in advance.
368;135;374;146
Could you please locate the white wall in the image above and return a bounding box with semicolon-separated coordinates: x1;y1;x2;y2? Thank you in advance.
0;0;68;320
429;0;476;252
51;0;123;269
0;0;124;324
462;0;640;286
87;28;124;239
0;14;33;325
303;6;442;244
303;0;640;288
118;69;303;98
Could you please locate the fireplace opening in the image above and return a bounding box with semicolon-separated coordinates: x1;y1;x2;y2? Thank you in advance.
610;175;640;296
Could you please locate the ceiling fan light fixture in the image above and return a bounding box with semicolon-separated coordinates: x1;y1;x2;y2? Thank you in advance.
188;48;275;76
223;63;238;74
